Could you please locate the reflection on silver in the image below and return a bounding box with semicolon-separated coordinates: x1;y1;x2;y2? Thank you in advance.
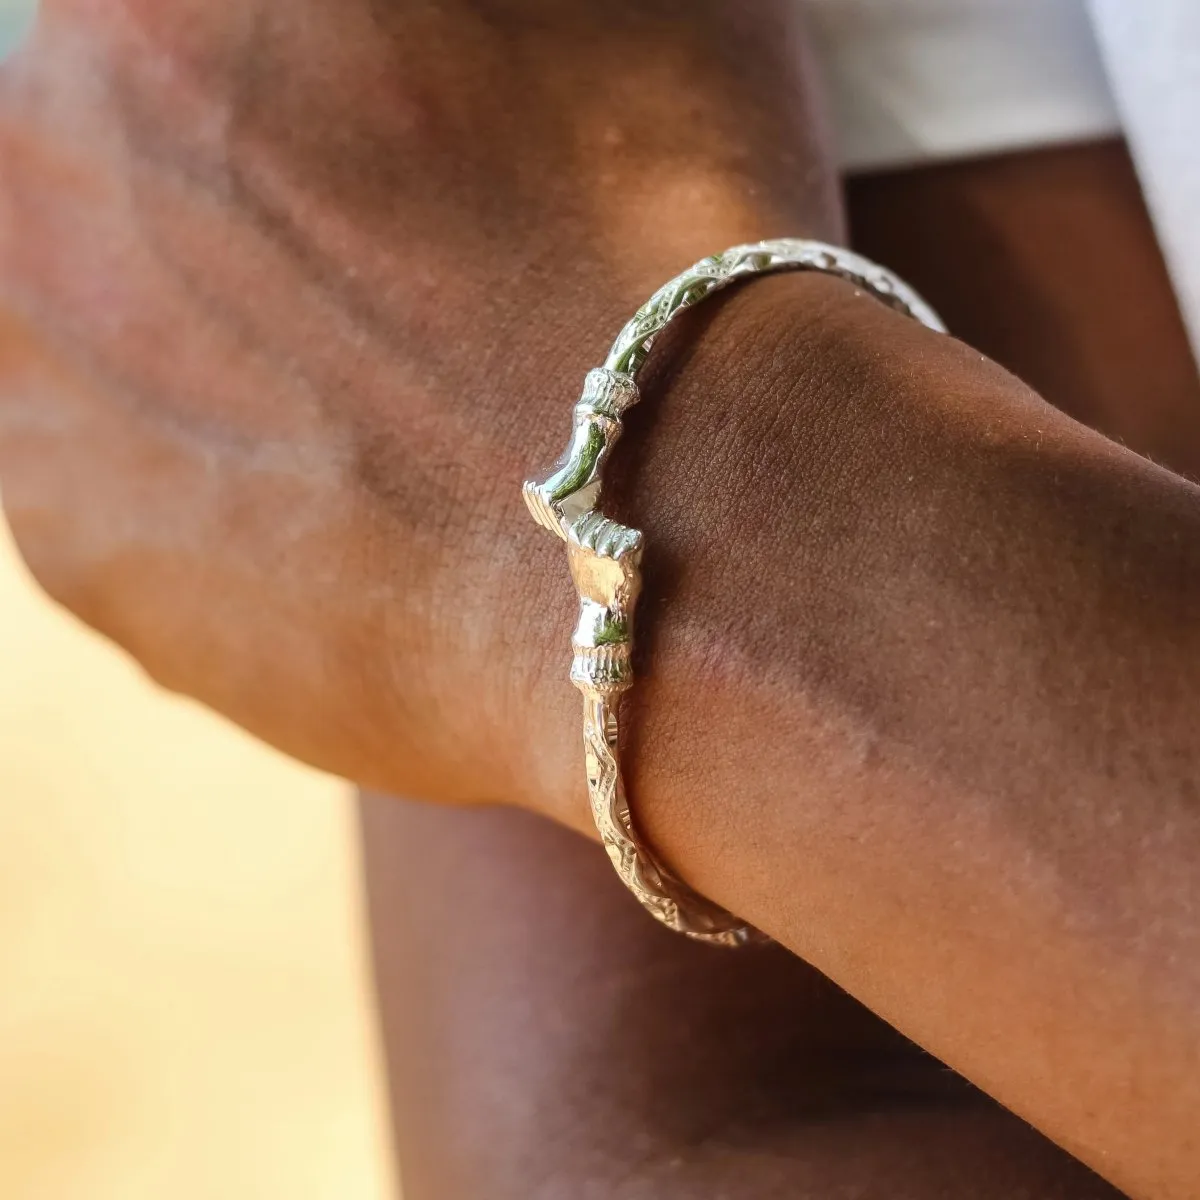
524;239;946;946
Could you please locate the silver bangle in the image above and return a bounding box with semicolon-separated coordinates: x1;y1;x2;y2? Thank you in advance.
523;238;947;947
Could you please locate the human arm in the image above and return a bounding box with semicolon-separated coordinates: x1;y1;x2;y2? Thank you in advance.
0;0;839;805
3;3;1200;1195
361;792;1121;1200
601;264;1200;1200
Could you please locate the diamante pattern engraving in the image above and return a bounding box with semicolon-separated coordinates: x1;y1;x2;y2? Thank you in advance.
523;239;946;946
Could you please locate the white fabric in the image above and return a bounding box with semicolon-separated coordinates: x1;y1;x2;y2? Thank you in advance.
804;0;1200;362
1087;1;1200;359
805;0;1121;171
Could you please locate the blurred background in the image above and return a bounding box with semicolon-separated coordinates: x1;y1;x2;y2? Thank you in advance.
0;7;395;1198
0;0;28;53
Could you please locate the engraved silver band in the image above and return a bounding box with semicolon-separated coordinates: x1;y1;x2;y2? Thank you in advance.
523;239;947;947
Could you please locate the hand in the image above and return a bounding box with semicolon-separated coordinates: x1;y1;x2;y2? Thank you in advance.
0;0;837;818
8;9;1200;1193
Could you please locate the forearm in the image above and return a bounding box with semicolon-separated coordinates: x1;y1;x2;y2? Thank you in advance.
11;3;1200;1190
361;794;1118;1200
515;270;1200;1196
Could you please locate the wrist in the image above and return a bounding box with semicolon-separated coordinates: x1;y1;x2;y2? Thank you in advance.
507;269;897;832
593;268;1200;940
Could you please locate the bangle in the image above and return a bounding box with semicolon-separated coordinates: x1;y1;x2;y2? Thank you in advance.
523;239;946;947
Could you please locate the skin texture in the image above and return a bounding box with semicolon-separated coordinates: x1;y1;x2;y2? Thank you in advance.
616;271;1200;1200
2;3;1200;1196
0;0;837;809
362;793;1123;1200
845;143;1200;479
360;143;1200;1200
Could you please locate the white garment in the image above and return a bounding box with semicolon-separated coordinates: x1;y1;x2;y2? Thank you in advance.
806;0;1120;171
806;0;1200;362
1088;2;1200;364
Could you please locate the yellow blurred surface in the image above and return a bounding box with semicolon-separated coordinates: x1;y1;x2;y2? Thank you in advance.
0;514;395;1200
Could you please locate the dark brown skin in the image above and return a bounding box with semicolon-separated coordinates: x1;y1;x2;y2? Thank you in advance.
362;794;1123;1200
0;0;837;807
2;3;1200;1196
846;143;1200;478
361;143;1200;1200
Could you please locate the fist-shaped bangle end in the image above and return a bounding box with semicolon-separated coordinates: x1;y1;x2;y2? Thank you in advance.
522;369;637;540
565;511;643;696
522;477;569;537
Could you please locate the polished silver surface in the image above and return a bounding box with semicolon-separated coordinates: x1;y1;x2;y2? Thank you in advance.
524;239;947;946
